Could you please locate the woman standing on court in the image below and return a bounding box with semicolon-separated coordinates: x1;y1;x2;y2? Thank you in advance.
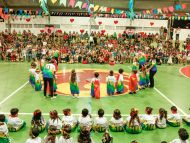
148;54;157;88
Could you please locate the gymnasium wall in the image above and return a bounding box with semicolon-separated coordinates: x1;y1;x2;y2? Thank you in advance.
4;16;190;41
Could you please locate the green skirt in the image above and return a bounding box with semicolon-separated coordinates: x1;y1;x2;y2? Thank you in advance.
126;125;142;134
142;123;156;130
109;125;124;132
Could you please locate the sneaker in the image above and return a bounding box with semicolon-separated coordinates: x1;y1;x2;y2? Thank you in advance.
50;97;55;100
76;96;79;99
53;96;56;99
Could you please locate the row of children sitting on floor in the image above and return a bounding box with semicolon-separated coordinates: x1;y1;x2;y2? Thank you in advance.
1;106;190;135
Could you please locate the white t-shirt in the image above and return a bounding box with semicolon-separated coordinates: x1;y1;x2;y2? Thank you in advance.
141;114;155;124
29;68;36;75
156;116;167;128
94;117;108;127
170;139;189;143
59;136;74;143
117;74;124;82
47;118;62;130
126;116;140;126
45;64;55;72
106;76;116;83
110;117;123;126
35;73;41;81
7;116;24;129
0;122;8;135
25;137;42;143
62;115;77;126
168;113;181;121
78;115;92;127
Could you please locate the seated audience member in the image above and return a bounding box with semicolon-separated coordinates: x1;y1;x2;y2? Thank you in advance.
156;108;167;129
78;127;93;143
31;109;46;133
183;115;190;126
141;107;156;130
109;109;125;132
126;108;142;134
102;130;113;143
0;114;10;143
59;124;73;143
44;125;59;143
78;108;93;130
25;128;42;143
46;110;62;134
167;106;181;127
62;108;77;131
7;108;26;132
93;109;108;132
170;128;189;143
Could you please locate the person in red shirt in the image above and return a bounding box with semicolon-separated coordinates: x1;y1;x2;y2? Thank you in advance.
129;68;138;94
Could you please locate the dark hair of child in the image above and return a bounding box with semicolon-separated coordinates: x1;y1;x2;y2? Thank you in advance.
78;127;91;143
0;114;5;122
33;109;42;121
30;127;40;139
159;108;167;120
109;70;114;76
113;109;121;120
160;141;168;143
118;68;124;74
50;110;60;120
62;124;72;140
71;69;76;83
63;108;71;116
82;108;89;117
178;128;189;141
171;106;177;113
98;109;104;118
102;131;113;143
146;107;153;115
10;108;19;116
94;72;99;78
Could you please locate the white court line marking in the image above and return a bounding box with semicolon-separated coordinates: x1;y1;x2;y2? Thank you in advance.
0;81;29;106
154;87;188;116
1;112;187;117
179;66;190;79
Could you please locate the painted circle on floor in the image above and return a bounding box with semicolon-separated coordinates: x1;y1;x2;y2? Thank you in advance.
180;66;190;79
55;69;130;97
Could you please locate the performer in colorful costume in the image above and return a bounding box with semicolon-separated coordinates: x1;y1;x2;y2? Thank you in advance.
70;69;80;98
91;72;100;99
116;69;124;94
129;66;138;94
34;68;42;91
106;70;116;95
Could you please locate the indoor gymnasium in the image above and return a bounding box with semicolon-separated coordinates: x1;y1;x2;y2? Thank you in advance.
0;0;190;143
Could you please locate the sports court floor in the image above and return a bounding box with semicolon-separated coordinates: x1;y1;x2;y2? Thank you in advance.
0;62;190;143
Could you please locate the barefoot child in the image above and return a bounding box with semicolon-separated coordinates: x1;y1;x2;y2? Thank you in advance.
70;69;80;98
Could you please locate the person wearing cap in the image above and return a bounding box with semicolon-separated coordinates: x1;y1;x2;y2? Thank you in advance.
42;59;56;99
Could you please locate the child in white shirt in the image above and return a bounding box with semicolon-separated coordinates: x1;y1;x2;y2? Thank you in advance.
0;114;10;143
25;128;42;143
47;110;62;134
170;128;189;143
141;107;156;130
59;125;74;143
62;109;77;131
167;106;181;127
78;108;92;129
156;108;167;129
109;109;124;132
93;109;108;132
7;108;26;132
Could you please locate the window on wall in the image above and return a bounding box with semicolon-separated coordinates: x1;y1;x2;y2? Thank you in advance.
10;24;32;28
91;25;99;30
116;26;126;30
105;25;115;30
